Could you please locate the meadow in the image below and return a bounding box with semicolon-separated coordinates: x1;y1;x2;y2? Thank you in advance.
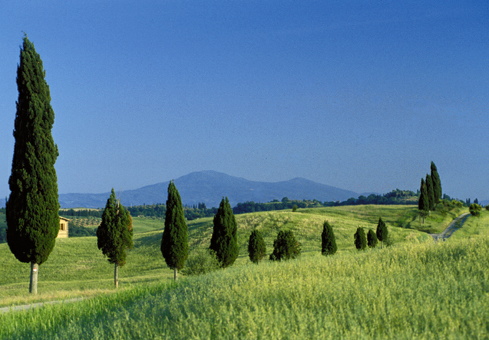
1;204;486;339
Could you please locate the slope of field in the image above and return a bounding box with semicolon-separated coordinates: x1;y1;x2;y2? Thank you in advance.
0;205;463;307
1;233;487;339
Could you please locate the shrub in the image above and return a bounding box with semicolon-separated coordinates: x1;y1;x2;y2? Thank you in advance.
181;249;220;276
469;203;482;217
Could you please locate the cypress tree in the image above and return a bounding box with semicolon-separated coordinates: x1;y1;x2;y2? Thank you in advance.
431;161;442;204
97;189;133;288
354;227;367;250
376;217;388;248
210;197;239;268
321;221;337;255
418;178;429;212
367;229;378;248
270;230;301;261
6;36;60;294
161;181;188;280
248;229;266;264
426;174;435;211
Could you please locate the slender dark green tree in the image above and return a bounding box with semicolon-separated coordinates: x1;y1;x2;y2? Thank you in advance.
210;197;239;268
270;230;301;261
426;174;435;211
418;178;429;213
321;221;337;255
367;229;378;248
97;189;133;288
376;217;388;248
354;227;367;250
161;181;188;280
248;229;266;264
6;36;60;294
431;161;442;204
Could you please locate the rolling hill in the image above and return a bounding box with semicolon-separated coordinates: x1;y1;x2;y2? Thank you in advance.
58;171;359;208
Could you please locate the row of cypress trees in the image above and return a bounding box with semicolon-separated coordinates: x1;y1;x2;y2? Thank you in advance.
247;217;389;264
418;162;442;213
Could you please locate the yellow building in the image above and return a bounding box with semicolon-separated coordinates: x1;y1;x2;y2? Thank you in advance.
57;217;70;238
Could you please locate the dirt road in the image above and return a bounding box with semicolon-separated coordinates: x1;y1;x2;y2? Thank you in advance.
430;213;470;241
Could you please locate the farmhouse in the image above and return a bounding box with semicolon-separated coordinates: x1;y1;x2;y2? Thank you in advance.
57;217;70;238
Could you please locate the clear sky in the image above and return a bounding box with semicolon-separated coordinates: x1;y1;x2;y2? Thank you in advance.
0;1;488;201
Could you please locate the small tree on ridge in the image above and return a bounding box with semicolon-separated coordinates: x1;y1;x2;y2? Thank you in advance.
248;229;266;264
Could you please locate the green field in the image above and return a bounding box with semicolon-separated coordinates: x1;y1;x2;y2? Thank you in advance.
1;204;487;339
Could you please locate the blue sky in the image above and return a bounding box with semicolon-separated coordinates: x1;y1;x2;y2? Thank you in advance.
0;1;488;201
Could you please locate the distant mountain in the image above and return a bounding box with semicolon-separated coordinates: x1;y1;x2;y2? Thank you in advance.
58;170;359;208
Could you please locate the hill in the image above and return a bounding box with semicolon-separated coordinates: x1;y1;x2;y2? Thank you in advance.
1;205;486;339
58;171;358;208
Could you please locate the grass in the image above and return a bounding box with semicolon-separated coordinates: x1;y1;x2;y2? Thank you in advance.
0;236;487;339
0;204;478;339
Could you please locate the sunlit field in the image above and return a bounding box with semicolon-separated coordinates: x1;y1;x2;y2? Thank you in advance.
1;205;485;339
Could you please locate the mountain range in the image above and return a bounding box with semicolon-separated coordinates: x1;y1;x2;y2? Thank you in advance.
58;170;359;208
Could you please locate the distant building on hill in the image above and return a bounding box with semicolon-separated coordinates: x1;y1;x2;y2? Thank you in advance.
58;217;70;238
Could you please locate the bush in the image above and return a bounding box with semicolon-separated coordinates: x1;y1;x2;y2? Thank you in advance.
469;203;482;217
270;230;301;261
180;249;220;276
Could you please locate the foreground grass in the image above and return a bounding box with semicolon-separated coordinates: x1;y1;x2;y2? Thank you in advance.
1;236;488;339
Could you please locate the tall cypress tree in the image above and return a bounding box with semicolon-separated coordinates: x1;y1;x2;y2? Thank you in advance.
430;161;442;204
418;178;429;211
97;189;133;288
210;197;239;268
161;181;188;280
248;229;266;264
376;217;388;248
6;36;60;294
425;174;435;211
321;221;337;255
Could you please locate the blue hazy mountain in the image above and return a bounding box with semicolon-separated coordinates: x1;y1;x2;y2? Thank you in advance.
58;170;359;208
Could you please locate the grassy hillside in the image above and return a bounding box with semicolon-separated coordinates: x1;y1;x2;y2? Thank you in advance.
0;205;463;306
1;232;487;339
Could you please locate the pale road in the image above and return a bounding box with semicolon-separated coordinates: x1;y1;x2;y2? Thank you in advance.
0;298;83;314
430;213;470;241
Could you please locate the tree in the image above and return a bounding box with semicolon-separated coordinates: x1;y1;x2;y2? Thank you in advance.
270;230;301;261
6;36;60;294
210;197;239;268
426;174;435;211
161;181;188;280
430;162;442;204
248;230;266;263
321;221;337;255
376;217;388;248
96;189;133;288
354;227;367;250
418;178;429;221
367;229;378;248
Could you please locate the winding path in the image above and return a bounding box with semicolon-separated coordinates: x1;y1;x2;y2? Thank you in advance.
0;298;83;314
430;213;470;241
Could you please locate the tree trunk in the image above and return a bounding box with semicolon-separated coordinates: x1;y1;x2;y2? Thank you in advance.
174;268;177;281
29;262;39;294
114;263;119;288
